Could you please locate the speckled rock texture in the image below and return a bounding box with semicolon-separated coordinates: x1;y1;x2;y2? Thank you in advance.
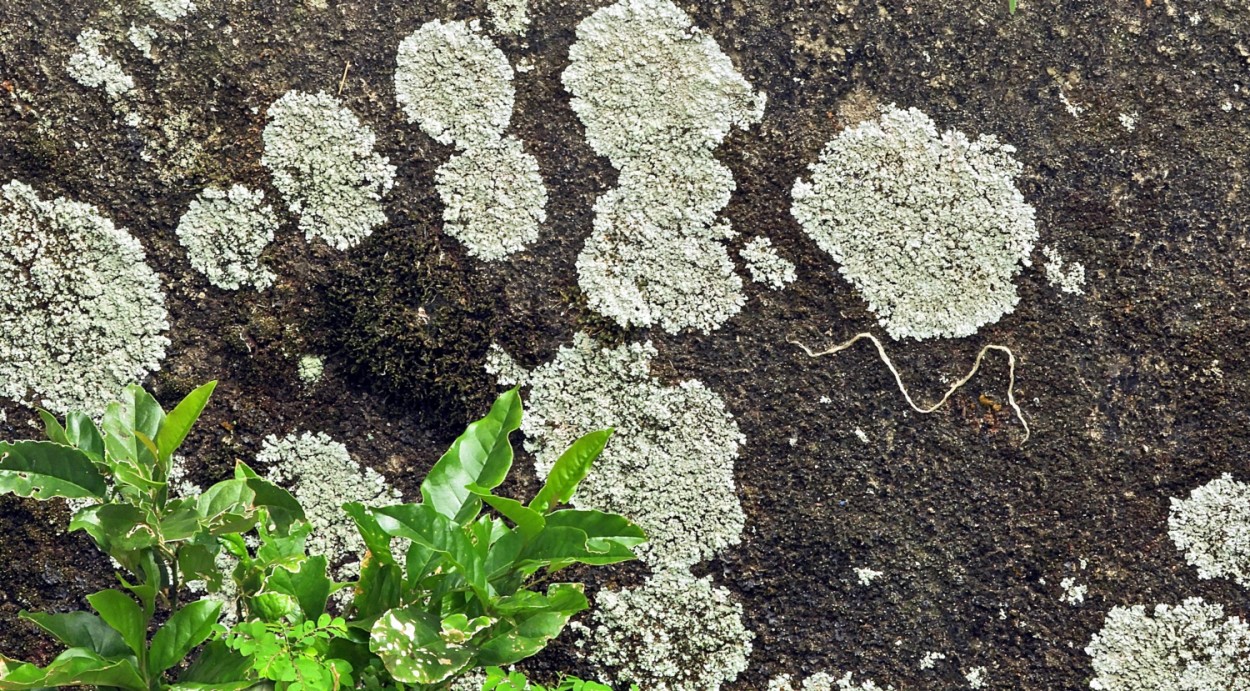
2;0;1250;689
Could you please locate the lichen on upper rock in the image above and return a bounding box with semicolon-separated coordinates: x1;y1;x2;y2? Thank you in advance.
1169;473;1250;587
1086;598;1250;690
144;0;196;21
580;570;753;691
262;90;396;250
563;0;767;333
395;20;547;261
395;19;514;149
487;0;531;35
791;105;1038;340
741;236;796;290
0;180;169;416
515;333;745;569
68;28;135;100
435;136;547;261
175;185;278;290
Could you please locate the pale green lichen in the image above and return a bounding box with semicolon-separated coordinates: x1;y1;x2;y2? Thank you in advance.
1168;473;1250;588
68;28;135;100
516;334;745;569
1042;245;1087;295
487;0;531;35
128;25;157;60
144;0;196;21
262;90;396;250
0;180;169;416
175;185;277;290
1086;598;1250;690
579;570;753;691
791;105;1038;340
258;432;401;578
741;236;796;289
769;671;894;690
564;0;766;333
395;20;546;261
297;355;325;385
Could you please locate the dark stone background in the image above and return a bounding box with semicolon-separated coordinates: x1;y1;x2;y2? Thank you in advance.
1;0;1249;688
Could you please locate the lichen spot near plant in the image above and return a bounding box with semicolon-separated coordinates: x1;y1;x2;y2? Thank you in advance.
0;180;169;415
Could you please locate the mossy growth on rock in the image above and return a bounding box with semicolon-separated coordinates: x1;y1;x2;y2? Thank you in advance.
310;224;501;429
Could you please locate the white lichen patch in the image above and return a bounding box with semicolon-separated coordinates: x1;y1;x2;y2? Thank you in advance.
128;25;158;60
965;666;988;689
581;570;753;691
434;136;547;260
68;29;135;100
1042;245;1086;295
262;90;396;250
1060;576;1088;605
395;20;547;260
564;0;767;333
487;0;531;35
771;672;891;691
740;236;796;290
835;674;894;691
0;180;169;415
791;105;1038;340
484;343;527;387
919;651;946;670
1086;598;1250;690
175;185;278;290
396;20;514;148
1168;474;1250;587
258;432;401;578
854;567;884;586
517;334;745;569
297;355;325;385
145;0;196;21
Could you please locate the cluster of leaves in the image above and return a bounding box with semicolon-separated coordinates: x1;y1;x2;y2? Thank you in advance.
0;384;645;690
481;667;628;691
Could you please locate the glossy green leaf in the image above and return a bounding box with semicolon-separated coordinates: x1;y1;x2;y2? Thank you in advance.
149;599;223;675
544;509;646;552
101;385;164;469
86;590;147;658
64;412;106;463
36;410;68;445
369;608;473;685
155;380;217;463
420;388;523;523
268;555;331;620
70;503;158;552
18;611;130;658
0;648;146;690
0;440;107;500
529;429;612;514
475;491;545;542
177;639;253;686
246;477;304;532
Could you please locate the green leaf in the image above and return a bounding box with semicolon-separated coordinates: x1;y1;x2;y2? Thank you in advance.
149;599;223;675
36;410;68;445
371;504;487;598
155;381;217;463
70;503;158;553
64;412;106;463
369;608;473;685
475;607;579;667
101;385;165;468
0;648;147;690
0;440;107;500
178;639;253;686
530;429;612;514
86;590;147;658
474;491;545;542
544;509;646;552
268;555;331;621
245;477;304;533
18;611;130;658
519;526;638;569
420;388;523;523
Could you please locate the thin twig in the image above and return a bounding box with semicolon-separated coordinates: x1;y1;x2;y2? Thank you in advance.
338;62;351;95
789;332;1030;445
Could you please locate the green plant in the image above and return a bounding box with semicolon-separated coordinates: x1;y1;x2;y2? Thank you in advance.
0;382;304;690
480;667;629;691
0;385;645;690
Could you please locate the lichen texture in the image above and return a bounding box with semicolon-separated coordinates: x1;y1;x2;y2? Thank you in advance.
258;432;401;578
517;333;745;569
175;185;278;290
1085;598;1250;690
1042;245;1087;295
262;90;396;250
67;29;135;100
144;0;196;21
395;20;546;260
740;236;796;290
791;105;1038;340
564;0;767;333
1168;473;1250;587
580;570;753;691
0;180;169;415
